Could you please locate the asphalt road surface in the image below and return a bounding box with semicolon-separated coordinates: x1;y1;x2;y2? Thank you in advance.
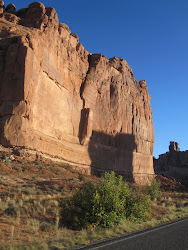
83;218;188;250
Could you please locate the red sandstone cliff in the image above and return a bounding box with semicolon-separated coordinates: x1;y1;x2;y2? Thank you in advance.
0;2;155;183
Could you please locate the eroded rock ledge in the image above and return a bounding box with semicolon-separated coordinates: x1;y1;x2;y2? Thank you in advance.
0;1;155;183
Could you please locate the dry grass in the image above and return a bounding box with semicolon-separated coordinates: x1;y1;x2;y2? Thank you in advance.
0;151;187;249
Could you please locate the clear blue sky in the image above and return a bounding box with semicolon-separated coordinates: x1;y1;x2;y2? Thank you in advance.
4;0;188;157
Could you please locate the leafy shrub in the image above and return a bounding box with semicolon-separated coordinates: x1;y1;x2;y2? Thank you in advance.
145;178;161;200
61;172;151;229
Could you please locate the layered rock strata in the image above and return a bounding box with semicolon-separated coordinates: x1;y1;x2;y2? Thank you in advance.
0;2;155;183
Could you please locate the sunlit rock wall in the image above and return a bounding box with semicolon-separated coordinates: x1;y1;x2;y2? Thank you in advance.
0;2;155;183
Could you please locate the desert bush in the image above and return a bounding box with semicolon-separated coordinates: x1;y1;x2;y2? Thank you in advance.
19;187;37;195
26;218;40;233
145;178;161;200
184;202;188;207
175;202;182;208
22;165;29;172
78;174;86;182
4;204;20;217
61;172;151;229
40;221;54;232
53;184;59;192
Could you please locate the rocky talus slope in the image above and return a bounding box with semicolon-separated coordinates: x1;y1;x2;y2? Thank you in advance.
0;2;154;183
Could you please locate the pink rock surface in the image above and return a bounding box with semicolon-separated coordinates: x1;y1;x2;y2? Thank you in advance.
0;2;154;183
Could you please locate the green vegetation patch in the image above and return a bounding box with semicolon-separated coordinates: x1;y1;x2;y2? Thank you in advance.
61;172;151;229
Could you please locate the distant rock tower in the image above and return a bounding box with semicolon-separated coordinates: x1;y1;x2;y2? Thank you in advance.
169;141;180;152
154;142;188;186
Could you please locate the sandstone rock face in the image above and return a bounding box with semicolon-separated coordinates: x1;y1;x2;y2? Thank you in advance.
0;2;154;183
154;142;188;186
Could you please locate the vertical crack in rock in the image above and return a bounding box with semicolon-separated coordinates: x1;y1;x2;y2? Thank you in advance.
80;54;92;109
79;55;93;145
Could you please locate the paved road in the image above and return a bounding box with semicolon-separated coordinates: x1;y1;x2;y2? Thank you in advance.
83;218;188;250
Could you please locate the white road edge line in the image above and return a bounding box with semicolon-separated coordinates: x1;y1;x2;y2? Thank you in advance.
88;218;188;250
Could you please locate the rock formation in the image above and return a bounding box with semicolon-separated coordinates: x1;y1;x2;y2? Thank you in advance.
0;2;155;183
154;142;188;186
